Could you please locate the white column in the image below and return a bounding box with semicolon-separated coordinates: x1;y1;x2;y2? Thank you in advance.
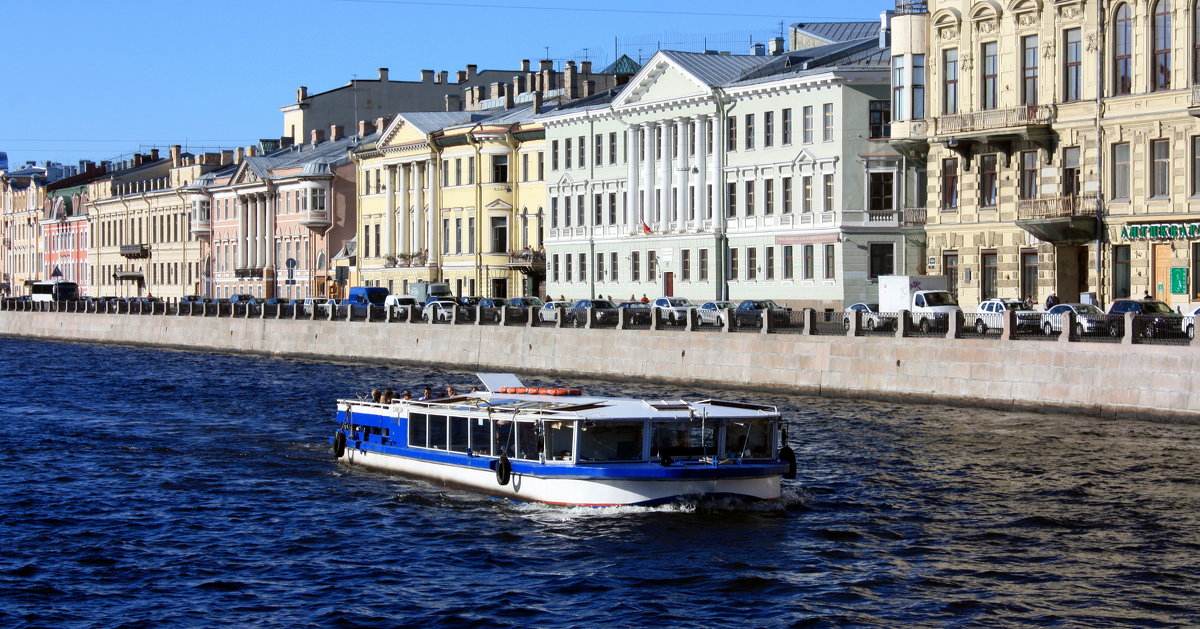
626;124;641;232
675;117;688;233
642;122;656;231
414;162;425;253
237;197;248;268
424;163;435;261
694;114;708;227
384;165;395;257
397;164;409;254
659;120;673;233
710;116;722;230
255;195;266;268
266;192;276;269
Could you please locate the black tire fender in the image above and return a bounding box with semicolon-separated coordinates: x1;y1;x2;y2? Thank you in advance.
495;454;512;486
333;431;346;458
779;446;798;479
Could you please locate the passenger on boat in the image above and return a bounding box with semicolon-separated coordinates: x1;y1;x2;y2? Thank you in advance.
381;387;395;403
419;387;433;400
445;385;457;398
370;389;382;402
400;390;413;400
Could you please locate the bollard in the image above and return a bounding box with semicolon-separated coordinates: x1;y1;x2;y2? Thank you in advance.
1122;312;1136;345
803;308;817;336
584;306;594;329
896;309;911;338
1059;311;1077;344
947;310;964;339
848;309;862;337
1002;309;1017;340
651;307;664;331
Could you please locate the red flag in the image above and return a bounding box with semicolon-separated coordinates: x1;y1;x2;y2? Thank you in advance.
642;221;652;235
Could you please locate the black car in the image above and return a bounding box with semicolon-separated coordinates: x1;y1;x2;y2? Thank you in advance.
617;301;652;325
1107;299;1183;338
565;299;618;327
734;300;792;328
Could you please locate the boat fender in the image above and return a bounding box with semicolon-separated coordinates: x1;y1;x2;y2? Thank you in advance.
659;454;674;467
333;431;346;458
779;446;797;479
495;454;512;486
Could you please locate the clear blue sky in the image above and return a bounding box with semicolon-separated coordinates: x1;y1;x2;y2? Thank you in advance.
1;0;890;168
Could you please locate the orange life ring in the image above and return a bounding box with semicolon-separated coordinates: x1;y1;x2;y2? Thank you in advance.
567;388;582;396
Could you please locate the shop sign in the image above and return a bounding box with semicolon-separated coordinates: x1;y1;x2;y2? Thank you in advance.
1120;222;1200;241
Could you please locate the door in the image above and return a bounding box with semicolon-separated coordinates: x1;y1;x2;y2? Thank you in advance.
490;278;508;299
663;272;674;297
1153;243;1172;305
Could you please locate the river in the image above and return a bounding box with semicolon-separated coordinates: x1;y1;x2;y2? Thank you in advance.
1;337;1197;627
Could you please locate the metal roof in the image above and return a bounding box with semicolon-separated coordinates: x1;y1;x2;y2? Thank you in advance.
791;21;881;43
600;54;642;75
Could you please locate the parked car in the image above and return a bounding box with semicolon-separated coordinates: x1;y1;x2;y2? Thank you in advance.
422;300;459;323
1043;303;1108;336
1183;305;1200;340
617;301;652;325
1107;299;1183;339
537;300;574;322
179;295;203;304
264;297;289;306
733;300;791;328
842;303;893;331
301;297;331;316
651;297;695;325
564;299;618;327
696;300;736;327
972;298;1039;334
384;295;418;317
227;294;256;304
507;296;545;309
457;296;482;308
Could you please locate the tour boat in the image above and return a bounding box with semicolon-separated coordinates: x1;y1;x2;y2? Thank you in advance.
331;373;797;506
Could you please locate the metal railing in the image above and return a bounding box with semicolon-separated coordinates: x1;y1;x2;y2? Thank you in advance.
937;104;1056;135
895;0;928;15
1016;193;1100;220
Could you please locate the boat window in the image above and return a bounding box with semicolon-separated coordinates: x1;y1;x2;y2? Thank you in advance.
651;420;715;459
545;420;575;461
579;421;645;462
724;419;773;459
515;421;540;460
494;420;514;456
428;414;448;450
449;416;469;452
470;417;491;454
409;412;428;448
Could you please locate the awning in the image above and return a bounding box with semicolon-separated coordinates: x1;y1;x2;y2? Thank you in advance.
114;271;144;281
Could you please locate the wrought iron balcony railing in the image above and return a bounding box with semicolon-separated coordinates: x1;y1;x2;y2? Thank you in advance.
938;104;1055;135
1016;193;1100;220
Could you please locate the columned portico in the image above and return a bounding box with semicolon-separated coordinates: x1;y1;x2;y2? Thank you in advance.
397;163;409;255
675;117;689;233
659;120;673;233
693;114;708;226
642;122;656;230
384;165;396;257
627;125;641;233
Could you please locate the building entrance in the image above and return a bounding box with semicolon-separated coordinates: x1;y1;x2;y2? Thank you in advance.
1153;243;1173;305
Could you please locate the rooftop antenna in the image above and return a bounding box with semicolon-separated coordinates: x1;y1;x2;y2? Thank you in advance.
352;73;359;136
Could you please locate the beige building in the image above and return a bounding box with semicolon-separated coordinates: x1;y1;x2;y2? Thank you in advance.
891;0;1200;309
0;169;47;296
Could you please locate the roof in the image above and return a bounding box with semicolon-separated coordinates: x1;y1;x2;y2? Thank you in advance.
600;54;642;75
791;21;881;44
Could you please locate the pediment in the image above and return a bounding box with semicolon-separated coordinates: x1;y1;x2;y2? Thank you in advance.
556;173;575;186
484;199;513;211
791;148;817;166
612;54;709;109
380;115;432;149
231;161;263;185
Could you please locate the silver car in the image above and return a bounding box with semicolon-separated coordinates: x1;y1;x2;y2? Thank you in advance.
696;300;736;327
652;297;695;325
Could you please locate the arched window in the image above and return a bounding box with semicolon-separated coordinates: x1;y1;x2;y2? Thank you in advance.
1152;0;1172;91
1113;3;1132;95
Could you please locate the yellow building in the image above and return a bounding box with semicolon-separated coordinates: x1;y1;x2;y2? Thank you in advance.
891;0;1200;309
0;170;47;296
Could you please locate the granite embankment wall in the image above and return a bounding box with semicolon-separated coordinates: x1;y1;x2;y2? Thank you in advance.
3;311;1198;423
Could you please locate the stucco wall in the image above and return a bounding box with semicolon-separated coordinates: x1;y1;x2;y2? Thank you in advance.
3;311;1197;423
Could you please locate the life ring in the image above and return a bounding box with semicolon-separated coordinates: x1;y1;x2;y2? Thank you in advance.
333;431;346;458
566;388;582;396
495;454;512;486
779;446;797;479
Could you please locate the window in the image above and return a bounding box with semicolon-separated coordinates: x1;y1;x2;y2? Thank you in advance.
1022;35;1038;106
802;106;813;143
783;246;794;279
803;245;815;279
869;101;891;139
822;104;833;141
869;243;893;279
981;251;998;300
942;158;959;210
869;172;895;212
609;132;618;165
764;111;774;147
943;48;958;114
1113;3;1132;95
595;134;603;165
1193;137;1200;196
782;108;792;144
1064;29;1082;101
648;250;657;278
441;219;450;254
577;194;585;226
455;218;462;253
563;139;571;169
823;174;835;211
892;56;906;121
912;54;925;119
1020;151;1039;200
1114;245;1131;298
764;180;774;215
631;252;640;281
577;136;585;168
522;153;529;181
565;254;572;281
537;153;544;180
727;116;737;150
729;248;739;280
468;217;475;253
980;154;998;208
802;175;813;213
608;192;617;225
782;177;793;214
468;156;475;184
1152;139;1170;198
1195;0;1200;84
596;253;606;282
727;182;737;217
1113;143;1130;199
550;198;558;228
943;253;959;299
745;114;755;150
699;249;709;281
611;252;619;281
745;181;755;216
682;249;691;281
1152;0;1172;91
491;217;507;253
594;194;603;225
578;251;585;282
824;244;835;280
747;247;757;280
1021;250;1039;301
564;196;572;227
492;155;508;183
1064;147;1081;197
765;247;774;280
981;42;998;110
455;158;462;186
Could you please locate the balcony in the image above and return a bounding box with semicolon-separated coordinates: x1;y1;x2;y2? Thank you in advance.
235;268;264;279
901;207;928;227
1016;193;1100;243
120;244;149;258
1189;84;1200;116
936;105;1057;165
507;250;546;276
190;213;211;239
300;210;330;230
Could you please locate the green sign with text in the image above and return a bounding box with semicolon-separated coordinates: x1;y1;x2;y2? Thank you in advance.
1171;267;1188;294
1121;223;1200;241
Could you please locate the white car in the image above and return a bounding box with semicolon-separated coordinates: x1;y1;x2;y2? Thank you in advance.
842;303;893;331
537;301;574;322
301;297;331;316
1043;303;1109;336
421;300;458;323
652;297;695;325
1182;305;1200;339
972;298;1039;334
696;300;736;326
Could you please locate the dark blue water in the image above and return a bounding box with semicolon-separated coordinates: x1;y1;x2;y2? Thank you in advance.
2;337;1199;627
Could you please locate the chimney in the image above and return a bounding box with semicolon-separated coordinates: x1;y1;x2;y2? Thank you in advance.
467;64;478;76
438;70;448;84
751;43;766;56
513;75;525;95
581;61;592;75
583;80;595;98
376;117;388;133
378;67;389;81
564;60;577;99
490;82;503;100
220;150;233;165
170;145;181;167
246;145;257;157
532;90;543;112
420;69;435;82
150;148;160;160
133;154;145;167
297;86;308;101
504;87;514;109
457;70;468;83
234;147;244;164
330;124;344;141
357;120;374;136
520;59;530;72
879;10;893;47
310;129;325;144
280;136;295;148
445;93;462;111
539;59;553;71
769;37;785;55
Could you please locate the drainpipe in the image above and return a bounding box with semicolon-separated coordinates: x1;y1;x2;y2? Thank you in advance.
587;113;597;299
1095;0;1106;307
713;87;732;302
